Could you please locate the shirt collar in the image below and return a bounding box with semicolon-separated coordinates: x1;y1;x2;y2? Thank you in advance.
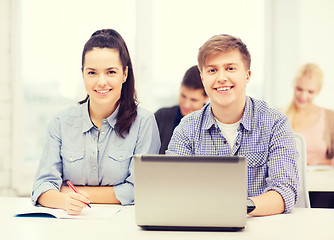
202;96;253;132
81;101;119;133
105;105;119;128
202;104;218;130
81;101;94;133
240;96;253;132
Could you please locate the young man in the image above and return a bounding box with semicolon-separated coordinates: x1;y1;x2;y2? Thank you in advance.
166;34;299;216
155;65;208;154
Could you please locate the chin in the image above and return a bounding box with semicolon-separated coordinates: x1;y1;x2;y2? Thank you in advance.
296;103;308;110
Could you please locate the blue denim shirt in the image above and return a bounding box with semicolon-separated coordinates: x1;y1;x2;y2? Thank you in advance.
31;102;160;205
167;97;299;213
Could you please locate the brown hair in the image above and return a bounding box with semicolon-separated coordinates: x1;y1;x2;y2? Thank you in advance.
181;65;207;97
197;34;251;73
79;29;137;138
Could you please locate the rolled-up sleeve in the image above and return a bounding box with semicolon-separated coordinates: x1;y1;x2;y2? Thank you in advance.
31;117;63;205
265;116;299;213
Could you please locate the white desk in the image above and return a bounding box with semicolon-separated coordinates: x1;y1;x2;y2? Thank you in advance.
1;197;334;240
307;166;334;191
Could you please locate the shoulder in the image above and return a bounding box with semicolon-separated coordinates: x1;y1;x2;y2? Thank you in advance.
136;106;156;121
323;108;334;127
177;104;212;129
45;104;84;135
243;97;290;133
54;105;81;120
50;104;84;127
55;103;83;119
248;97;287;121
324;108;334;118
154;106;178;118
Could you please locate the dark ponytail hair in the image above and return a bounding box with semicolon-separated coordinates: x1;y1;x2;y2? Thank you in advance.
79;29;137;138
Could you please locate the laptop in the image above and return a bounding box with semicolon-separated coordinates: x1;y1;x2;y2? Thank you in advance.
134;154;247;231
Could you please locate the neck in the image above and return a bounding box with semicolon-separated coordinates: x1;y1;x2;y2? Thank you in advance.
212;97;246;124
295;104;318;114
89;100;118;129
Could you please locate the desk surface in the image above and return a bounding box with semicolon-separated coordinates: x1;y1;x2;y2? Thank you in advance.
1;197;334;240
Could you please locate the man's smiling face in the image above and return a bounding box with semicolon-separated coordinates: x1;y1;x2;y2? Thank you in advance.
201;49;251;112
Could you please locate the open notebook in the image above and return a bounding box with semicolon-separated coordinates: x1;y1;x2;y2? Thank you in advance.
15;204;121;220
134;154;247;231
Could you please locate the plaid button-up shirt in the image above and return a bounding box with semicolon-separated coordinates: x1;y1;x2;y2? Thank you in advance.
167;96;299;213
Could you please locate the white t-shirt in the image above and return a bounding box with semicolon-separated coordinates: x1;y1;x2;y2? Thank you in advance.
215;118;241;151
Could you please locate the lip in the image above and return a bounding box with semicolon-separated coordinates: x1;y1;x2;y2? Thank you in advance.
95;89;112;96
214;86;233;93
296;98;306;104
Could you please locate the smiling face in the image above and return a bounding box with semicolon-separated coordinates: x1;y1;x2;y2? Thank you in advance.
178;86;208;116
201;49;251;116
293;77;320;110
83;47;128;112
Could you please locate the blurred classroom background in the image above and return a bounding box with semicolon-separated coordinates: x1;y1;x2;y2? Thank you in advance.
1;0;334;196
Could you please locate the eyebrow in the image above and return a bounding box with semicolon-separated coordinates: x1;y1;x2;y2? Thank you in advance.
205;63;238;68
85;67;120;71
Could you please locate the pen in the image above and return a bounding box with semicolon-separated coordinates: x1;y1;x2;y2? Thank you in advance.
66;181;91;208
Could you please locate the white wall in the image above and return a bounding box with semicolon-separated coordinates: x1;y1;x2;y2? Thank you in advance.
298;0;334;110
267;0;334;111
0;0;18;195
0;0;11;190
2;0;334;196
136;0;266;111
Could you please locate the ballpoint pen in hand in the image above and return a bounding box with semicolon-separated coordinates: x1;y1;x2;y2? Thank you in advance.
66;181;91;208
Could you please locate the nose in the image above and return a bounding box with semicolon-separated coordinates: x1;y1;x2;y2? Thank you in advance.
183;99;192;110
217;69;227;82
97;74;107;87
299;91;308;100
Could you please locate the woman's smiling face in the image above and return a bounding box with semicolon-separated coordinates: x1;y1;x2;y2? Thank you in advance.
82;47;127;109
293;76;320;109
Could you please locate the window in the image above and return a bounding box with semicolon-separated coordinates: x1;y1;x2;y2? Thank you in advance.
16;0;265;195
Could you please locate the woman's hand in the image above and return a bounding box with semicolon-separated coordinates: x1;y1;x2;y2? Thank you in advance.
63;190;90;215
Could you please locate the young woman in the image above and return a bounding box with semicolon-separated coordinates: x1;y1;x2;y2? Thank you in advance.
31;29;160;215
286;63;334;166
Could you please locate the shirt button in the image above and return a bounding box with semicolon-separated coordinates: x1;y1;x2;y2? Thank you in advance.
70;157;73;160
93;166;97;170
103;120;107;123
101;132;105;135
119;156;123;160
223;141;227;144
236;142;239;146
253;162;256;166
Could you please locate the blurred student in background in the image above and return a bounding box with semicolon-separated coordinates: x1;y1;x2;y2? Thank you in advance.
286;63;334;166
32;29;160;215
155;65;208;154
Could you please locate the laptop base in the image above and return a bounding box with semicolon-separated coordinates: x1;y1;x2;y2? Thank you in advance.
139;225;245;232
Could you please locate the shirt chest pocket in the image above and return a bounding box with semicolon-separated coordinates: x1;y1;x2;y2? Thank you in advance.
105;150;133;181
61;148;86;180
240;147;268;168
